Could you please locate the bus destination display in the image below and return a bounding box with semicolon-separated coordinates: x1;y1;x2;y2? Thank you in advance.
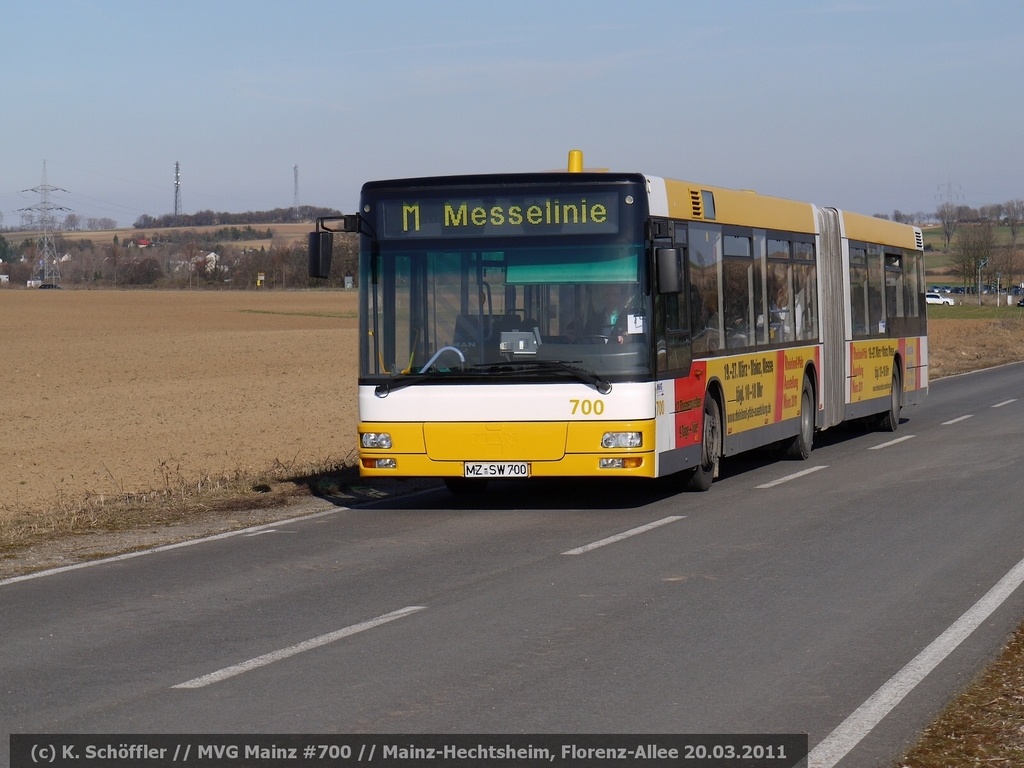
379;191;621;239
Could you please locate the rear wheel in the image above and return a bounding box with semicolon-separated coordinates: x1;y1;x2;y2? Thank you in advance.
877;366;902;432
785;375;814;460
687;393;722;491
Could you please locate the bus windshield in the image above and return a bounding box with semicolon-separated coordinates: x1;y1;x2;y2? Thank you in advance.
360;242;651;383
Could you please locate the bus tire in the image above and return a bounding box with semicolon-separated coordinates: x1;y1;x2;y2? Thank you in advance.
444;477;489;495
688;393;722;492
877;366;902;432
785;375;814;460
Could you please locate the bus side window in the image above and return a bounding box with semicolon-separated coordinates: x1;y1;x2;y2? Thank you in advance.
689;224;722;354
792;241;817;340
850;246;869;337
767;261;794;343
723;234;754;349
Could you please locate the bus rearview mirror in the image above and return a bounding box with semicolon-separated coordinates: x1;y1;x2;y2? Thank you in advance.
656;247;682;294
308;231;333;279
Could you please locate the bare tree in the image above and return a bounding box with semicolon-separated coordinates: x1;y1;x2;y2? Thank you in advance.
952;222;997;300
994;244;1023;294
181;237;202;289
936;202;959;250
1004;199;1024;251
104;242;125;285
979;203;1004;222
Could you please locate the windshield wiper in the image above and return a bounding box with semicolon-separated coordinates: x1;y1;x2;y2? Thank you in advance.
373;373;432;397
470;360;612;394
375;359;613;398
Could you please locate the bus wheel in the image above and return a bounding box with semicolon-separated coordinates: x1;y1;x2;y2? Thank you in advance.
688;393;722;491
877;367;902;432
444;477;489;495
785;375;814;460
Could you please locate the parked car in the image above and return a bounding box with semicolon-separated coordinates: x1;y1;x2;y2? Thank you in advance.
926;291;954;306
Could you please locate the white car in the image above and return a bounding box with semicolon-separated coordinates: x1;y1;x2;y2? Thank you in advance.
926;292;954;306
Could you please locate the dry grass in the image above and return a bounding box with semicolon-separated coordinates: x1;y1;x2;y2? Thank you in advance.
0;456;350;557
898;624;1024;767
927;311;1024;379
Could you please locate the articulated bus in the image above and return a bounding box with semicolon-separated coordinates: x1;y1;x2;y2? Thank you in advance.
309;151;927;493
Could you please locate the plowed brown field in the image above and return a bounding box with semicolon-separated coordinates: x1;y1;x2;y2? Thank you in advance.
2;290;358;517
2;289;1022;519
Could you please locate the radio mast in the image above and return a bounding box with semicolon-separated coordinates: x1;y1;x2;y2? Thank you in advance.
174;161;182;223
293;164;300;220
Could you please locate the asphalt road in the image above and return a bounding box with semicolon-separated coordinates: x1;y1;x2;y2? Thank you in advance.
3;361;1024;768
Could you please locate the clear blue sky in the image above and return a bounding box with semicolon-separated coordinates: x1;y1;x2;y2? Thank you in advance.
3;0;1021;228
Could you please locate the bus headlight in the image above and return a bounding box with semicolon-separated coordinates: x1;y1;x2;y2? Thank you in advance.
600;457;644;469
361;432;393;449
362;457;397;469
601;431;642;449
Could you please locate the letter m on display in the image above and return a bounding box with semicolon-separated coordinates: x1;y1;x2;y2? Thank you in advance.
403;204;421;232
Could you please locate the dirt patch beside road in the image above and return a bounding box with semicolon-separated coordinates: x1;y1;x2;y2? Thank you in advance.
928;314;1024;378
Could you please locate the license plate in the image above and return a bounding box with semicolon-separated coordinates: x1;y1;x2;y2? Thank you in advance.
463;462;530;478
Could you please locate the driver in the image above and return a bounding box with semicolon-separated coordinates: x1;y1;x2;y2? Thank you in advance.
585;283;631;341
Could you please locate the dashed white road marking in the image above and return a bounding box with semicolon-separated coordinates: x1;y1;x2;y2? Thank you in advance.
868;435;915;450
756;465;828;489
562;516;685;555
172;606;426;689
942;415;973;425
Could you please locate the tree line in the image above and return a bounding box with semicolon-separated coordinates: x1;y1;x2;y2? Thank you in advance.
3;199;1023;292
934;200;1024;292
132;205;341;230
0;229;358;290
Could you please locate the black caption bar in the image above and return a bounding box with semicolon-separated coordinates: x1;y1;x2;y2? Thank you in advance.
11;734;807;768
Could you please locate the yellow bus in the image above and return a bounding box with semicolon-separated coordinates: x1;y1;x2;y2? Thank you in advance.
309;151;927;493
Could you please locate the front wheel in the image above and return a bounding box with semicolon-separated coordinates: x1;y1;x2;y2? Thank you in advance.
687;393;722;491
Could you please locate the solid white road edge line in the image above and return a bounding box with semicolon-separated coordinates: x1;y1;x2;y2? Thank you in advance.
755;465;828;489
561;516;685;556
808;553;1024;768
172;606;427;689
0;503;341;588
